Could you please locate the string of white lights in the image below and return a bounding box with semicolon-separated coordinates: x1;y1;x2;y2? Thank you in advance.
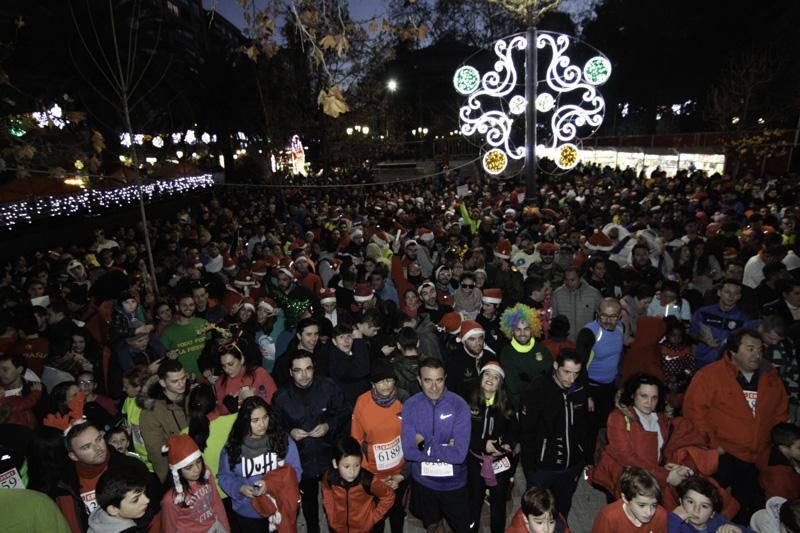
0;174;214;231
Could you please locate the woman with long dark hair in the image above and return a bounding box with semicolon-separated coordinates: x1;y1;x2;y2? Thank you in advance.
185;383;236;485
217;397;302;533
213;336;277;415
466;361;518;533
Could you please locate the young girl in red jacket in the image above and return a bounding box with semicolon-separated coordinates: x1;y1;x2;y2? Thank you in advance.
321;436;395;533
161;434;230;533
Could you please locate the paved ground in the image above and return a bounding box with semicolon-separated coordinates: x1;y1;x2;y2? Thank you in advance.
298;464;607;532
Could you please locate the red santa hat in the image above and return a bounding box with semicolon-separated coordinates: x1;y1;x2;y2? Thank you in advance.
163;434;207;504
494;239;512;260
439;311;463;335
584;231;613;251
417;227;434;243
319;288;337;305
537;242;560;253
233;271;259;289
371;230;389;247
276;257;294;279
258;298;278;317
480;360;505;379
354;283;374;302
417;280;435;295
241;296;256;312
251;260;268;277
458;320;485;342
481;288;502;305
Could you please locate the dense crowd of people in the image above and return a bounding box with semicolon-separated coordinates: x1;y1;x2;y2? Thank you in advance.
1;164;799;533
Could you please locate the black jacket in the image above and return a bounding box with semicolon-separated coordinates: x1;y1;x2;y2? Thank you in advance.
519;372;591;470
445;348;490;401
272;376;347;478
468;399;518;459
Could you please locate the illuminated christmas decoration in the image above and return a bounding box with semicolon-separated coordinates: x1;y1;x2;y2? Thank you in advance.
74;160;84;170
453;66;481;95
120;133;132;147
152;136;164;148
535;93;555;113
583;56;611;85
32;104;67;129
184;130;197;145
201;132;211;144
290;134;308;177
557;143;579;170
9;117;27;137
133;134;144;145
455;31;610;175
0;175;214;231
483;149;508;174
172;133;182;144
509;95;527;115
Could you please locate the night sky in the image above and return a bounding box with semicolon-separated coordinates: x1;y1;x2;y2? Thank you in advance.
201;0;388;30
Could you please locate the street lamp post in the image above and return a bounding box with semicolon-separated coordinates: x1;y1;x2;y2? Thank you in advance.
385;79;397;139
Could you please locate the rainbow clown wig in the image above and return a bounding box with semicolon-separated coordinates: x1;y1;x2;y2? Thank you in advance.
500;303;542;340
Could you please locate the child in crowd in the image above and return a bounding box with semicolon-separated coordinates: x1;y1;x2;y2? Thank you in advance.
759;423;800;500
541;315;575;361
120;365;153;471
321;436;395;533
669;476;754;532
160;434;229;532
505;487;571;532
87;467;150;533
658;318;695;411
592;466;668;532
104;426;148;465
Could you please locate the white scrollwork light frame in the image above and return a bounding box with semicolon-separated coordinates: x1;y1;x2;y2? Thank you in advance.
456;30;611;174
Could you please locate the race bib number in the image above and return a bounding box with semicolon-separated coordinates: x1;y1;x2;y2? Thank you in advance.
373;436;403;471
0;468;23;489
492;456;511;474
421;461;453;477
81;490;98;515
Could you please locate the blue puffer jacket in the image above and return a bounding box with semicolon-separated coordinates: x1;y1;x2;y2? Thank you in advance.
401;389;471;491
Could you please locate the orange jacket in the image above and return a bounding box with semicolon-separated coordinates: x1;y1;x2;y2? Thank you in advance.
350;391;404;477
321;469;394;533
683;354;789;464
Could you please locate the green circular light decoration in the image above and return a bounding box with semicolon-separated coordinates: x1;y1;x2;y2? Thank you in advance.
583;56;611;85
453;66;480;95
483;149;508;175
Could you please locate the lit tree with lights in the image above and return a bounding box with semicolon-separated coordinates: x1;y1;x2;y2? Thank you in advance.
454;0;610;192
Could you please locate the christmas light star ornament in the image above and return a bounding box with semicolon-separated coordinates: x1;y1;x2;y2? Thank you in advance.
509;95;527;115
483;149;508;175
557;143;579;170
453;66;480;95
583;56;611;85
535;93;555;113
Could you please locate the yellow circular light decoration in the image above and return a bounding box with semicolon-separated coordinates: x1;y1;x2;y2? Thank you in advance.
483;149;508;175
556;143;579;170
